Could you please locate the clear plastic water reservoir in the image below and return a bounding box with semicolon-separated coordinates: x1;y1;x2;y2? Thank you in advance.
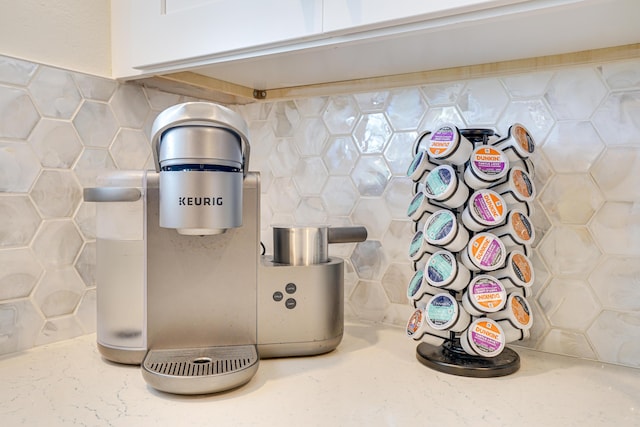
85;170;146;363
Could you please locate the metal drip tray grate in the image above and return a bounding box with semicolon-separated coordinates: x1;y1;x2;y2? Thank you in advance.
142;345;259;395
145;349;256;377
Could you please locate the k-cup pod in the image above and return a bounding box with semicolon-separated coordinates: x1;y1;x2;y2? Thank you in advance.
425;250;471;291
460;318;506;358
510;158;535;179
491;166;536;207
461;232;507;272
407;191;440;221
463;145;510;190
423;209;470;253
488;292;533;332
422;164;469;209
508;200;533;217
407;268;442;308
411;293;431;310
407;150;440;182
411;215;428;235
498;320;531;343
426;123;474;166
488;209;535;248
425;293;471;333
411;130;433;155
461;189;507;232
461;275;508;316
408;230;439;262
406;307;448;346
493;123;536;162
491;249;534;289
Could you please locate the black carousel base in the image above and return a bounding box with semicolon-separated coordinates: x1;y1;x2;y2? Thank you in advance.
416;340;520;378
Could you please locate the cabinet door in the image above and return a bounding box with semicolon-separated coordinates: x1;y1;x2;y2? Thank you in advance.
128;0;323;70
323;0;530;32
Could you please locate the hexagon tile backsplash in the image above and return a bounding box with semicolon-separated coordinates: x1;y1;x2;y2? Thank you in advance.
1;54;639;368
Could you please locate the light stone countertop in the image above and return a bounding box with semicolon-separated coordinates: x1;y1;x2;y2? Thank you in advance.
1;322;638;427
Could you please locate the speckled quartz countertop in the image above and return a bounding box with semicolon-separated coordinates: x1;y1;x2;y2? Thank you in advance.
1;322;638;426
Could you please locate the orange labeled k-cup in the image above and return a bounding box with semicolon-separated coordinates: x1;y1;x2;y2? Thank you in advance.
461;232;507;272
493;123;536;162
463;145;510;190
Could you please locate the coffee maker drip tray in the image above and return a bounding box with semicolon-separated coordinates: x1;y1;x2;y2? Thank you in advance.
142;345;259;395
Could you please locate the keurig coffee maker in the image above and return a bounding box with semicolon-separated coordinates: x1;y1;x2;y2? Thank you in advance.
85;102;366;395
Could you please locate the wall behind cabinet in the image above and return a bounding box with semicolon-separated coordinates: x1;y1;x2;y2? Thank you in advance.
0;0;110;77
1;53;639;369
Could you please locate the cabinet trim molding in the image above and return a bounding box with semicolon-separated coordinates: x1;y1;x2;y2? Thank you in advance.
139;44;640;104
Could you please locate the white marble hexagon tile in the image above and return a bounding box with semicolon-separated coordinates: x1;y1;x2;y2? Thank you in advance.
1;53;639;369
235;61;640;369
0;55;184;355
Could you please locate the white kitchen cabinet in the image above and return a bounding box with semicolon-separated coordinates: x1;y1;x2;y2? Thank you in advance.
322;0;530;33
112;0;640;94
112;0;323;77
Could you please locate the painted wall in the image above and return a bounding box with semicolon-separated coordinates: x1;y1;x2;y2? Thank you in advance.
0;0;111;77
1;53;639;369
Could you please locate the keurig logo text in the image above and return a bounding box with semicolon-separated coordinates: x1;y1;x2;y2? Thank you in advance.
178;197;224;206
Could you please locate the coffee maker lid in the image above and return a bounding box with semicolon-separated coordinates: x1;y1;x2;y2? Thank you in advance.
150;102;250;175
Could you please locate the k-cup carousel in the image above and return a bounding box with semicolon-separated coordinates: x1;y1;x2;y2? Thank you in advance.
405;124;536;377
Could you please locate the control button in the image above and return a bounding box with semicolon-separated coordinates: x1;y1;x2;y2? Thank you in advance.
285;283;297;294
285;298;297;309
273;291;283;302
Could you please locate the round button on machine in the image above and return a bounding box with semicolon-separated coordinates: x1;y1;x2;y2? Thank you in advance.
285;283;297;294
285;298;297;309
273;291;284;302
